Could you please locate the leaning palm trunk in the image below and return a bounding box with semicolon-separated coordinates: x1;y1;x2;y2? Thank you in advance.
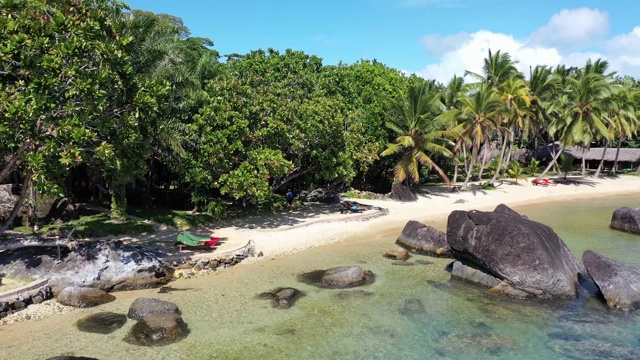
462;146;478;190
538;147;564;180
462;143;470;176
612;138;622;175
490;134;509;184
594;140;609;178
477;140;490;180
452;162;459;184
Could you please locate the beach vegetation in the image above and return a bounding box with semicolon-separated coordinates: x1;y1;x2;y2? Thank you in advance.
1;1;640;238
13;214;153;238
507;160;526;184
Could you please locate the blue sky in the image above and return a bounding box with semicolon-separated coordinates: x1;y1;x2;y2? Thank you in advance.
125;0;640;82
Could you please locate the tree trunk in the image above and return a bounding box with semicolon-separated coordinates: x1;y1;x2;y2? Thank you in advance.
612;138;622;175
452;163;458;184
581;146;586;175
144;156;155;208
462;143;470;175
0;169;32;236
477;140;490;180
594;140;609;178
27;180;37;229
538;147;564;180
110;175;127;220
462;146;478;191
490;134;509;184
0;141;31;184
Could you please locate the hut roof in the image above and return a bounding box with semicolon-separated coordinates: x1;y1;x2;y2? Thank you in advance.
534;143;640;163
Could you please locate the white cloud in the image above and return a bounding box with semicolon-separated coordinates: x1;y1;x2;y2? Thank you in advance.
528;8;609;48
416;30;562;82
414;8;640;82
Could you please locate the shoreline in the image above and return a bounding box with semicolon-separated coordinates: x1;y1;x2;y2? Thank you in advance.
229;175;640;262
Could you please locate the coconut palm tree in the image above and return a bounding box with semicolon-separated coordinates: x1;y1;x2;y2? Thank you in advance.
609;85;639;175
442;85;503;190
381;81;456;186
490;77;531;184
539;69;613;179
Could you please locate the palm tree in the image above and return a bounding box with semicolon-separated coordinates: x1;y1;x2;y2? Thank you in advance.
465;50;522;89
381;81;456;186
609;85;639;175
539;69;613;179
490;77;531;184
442;85;503;190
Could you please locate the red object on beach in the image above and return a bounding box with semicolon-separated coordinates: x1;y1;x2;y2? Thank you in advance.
531;179;547;186
542;178;557;186
203;237;220;247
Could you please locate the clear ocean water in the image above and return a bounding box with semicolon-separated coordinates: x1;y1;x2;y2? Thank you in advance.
2;193;640;360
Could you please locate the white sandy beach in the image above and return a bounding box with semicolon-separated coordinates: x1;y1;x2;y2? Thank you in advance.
206;175;640;260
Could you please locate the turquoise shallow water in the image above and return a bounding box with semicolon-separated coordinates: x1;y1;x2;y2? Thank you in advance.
2;193;640;360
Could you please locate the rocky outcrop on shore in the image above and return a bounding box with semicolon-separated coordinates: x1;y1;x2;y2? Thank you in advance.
390;184;417;202
48;241;174;294
583;250;640;311
395;220;451;257
610;207;640;234
446;204;585;299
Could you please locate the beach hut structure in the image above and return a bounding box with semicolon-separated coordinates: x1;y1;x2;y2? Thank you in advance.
533;143;640;172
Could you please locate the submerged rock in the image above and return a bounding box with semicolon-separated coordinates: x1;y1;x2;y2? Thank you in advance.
124;313;189;346
258;287;304;308
583;250;640;311
395;221;451;257
127;297;180;320
48;241;174;294
335;290;374;301
547;339;640;360
610;207;640;234
446;204;585;299
47;357;99;360
438;332;518;354
76;312;127;334
398;298;426;317
57;287;115;308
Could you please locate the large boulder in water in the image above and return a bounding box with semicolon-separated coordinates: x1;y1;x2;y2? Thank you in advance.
321;266;373;288
124;313;189;346
389;184;417;202
76;312;127;334
128;297;181;320
583;250;640;311
446;204;585;299
57;287;115;308
395;220;451;257
48;241;174;294
610;207;640;235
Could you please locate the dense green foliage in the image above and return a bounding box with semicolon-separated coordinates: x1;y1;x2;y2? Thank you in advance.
1;1;640;236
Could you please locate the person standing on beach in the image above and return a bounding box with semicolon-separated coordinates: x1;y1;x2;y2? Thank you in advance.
286;189;294;210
